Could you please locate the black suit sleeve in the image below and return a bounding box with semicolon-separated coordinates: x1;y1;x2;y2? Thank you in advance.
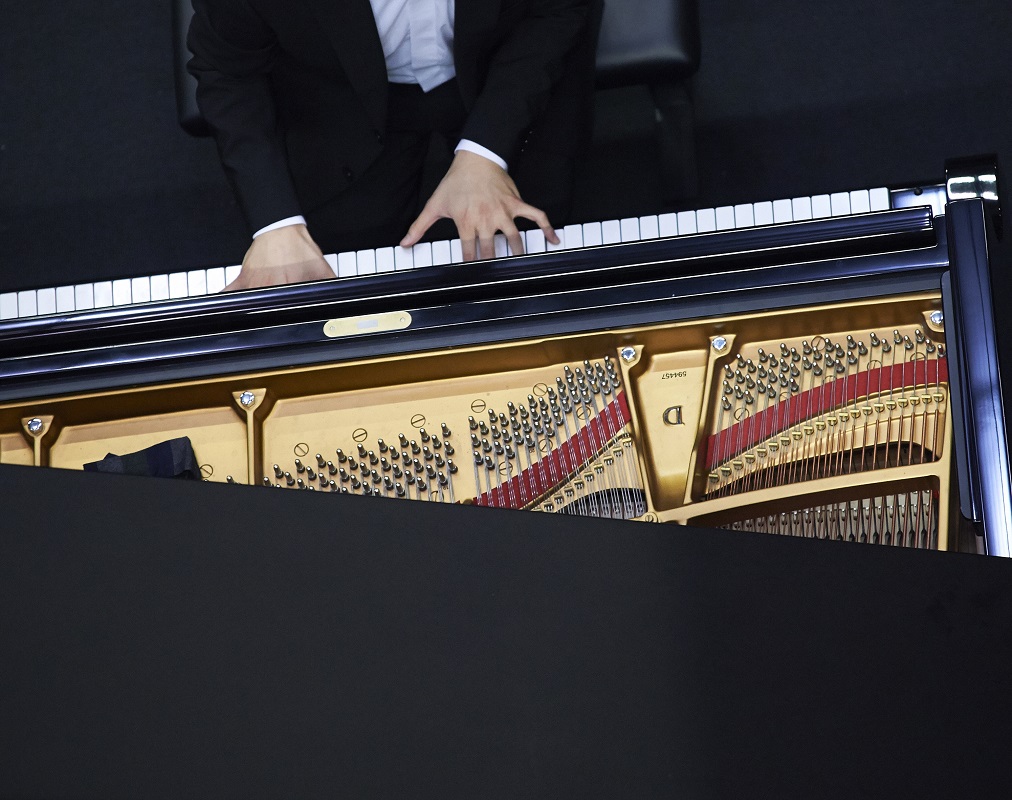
187;0;302;234
460;0;596;166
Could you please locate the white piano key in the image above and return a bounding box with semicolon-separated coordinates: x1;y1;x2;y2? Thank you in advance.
186;270;207;297
431;240;452;265
75;283;95;310
772;199;793;224
526;228;547;253
113;279;133;306
638;215;659;240
869;187;891;211
394;246;414;271
753;201;774;226
696;208;717;233
37;288;56;316
356;249;377;275
563;224;584;249
0;292;17;320
601;220;621;244
619;217;640;242
94;281;114;308
715;206;736;231
811;194;832;218
581;222;602;247
733;204;755;228
168;273;188;300
149;275;169;301
493;234;509;258
337;251;358;277
205;268;225;295
412;242;433;267
677;211;697;235
56;286;75;313
17;291;37;318
323;254;339;277
791;196;813;221
658;212;678;237
449;239;463;263
376;247;396;272
849;189;871;214
132;275;153;303
830;192;851;216
546;228;566;252
224;265;242;285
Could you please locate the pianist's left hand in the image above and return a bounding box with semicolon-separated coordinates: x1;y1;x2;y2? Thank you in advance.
399;150;560;261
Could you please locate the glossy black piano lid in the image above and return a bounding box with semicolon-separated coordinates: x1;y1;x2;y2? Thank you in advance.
0;207;935;356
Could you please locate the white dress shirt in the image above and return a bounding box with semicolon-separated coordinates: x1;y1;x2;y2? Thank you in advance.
254;0;506;239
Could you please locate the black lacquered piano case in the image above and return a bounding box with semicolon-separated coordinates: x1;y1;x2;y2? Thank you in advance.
1;194;1009;556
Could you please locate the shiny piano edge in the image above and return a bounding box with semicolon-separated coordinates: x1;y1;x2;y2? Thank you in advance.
943;199;1012;557
0;207;948;403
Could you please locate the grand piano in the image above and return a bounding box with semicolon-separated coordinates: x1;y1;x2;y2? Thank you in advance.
2;160;1011;796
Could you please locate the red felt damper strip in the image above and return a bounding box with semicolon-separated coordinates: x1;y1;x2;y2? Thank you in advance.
474;391;632;509
704;358;948;470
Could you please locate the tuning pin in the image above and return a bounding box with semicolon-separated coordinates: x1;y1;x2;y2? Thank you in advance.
858;341;868;356
357;443;368;459
294;459;306;474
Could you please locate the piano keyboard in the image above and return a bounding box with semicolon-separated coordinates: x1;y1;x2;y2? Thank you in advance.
0;185;946;322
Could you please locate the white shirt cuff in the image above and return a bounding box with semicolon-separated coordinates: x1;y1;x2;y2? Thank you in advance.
252;215;307;239
454;140;508;172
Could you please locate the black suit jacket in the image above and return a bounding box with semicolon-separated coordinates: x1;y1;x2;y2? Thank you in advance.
188;0;596;235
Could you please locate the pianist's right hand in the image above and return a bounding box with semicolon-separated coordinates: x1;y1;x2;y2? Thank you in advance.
225;224;335;291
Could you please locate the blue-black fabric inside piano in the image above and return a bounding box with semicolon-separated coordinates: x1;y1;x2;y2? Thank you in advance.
83;436;201;480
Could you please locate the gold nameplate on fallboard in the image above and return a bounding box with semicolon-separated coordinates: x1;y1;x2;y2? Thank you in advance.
324;312;412;339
